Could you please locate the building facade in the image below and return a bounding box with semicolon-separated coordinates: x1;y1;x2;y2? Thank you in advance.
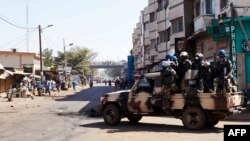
132;0;250;89
0;50;42;74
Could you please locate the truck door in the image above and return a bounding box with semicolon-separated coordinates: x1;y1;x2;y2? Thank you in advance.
128;77;154;113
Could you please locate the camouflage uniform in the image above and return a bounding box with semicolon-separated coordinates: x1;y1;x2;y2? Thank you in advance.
176;56;192;93
213;49;237;93
160;61;178;109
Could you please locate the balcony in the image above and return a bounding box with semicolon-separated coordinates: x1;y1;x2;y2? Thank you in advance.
144;14;150;22
148;0;155;5
145;59;151;66
149;21;157;32
194;15;214;33
138;63;143;69
150;48;158;56
149;30;157;40
148;3;157;14
144;37;150;45
157;21;166;32
144;30;149;38
157;9;166;22
157;52;166;60
157;42;167;52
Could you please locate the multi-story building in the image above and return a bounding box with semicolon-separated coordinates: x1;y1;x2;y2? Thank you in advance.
189;0;250;89
132;0;171;73
132;21;143;71
132;0;194;72
132;0;250;89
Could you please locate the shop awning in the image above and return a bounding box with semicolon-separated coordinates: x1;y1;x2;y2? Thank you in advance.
0;70;13;79
30;74;41;79
13;71;31;76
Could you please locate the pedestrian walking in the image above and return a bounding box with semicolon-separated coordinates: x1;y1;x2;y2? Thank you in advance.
45;80;52;96
72;80;77;91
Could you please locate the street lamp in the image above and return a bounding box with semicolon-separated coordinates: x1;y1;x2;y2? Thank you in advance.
63;39;73;71
39;24;53;82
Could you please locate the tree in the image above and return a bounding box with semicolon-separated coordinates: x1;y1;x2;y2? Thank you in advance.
105;68;121;78
54;46;97;75
104;60;126;78
42;48;54;67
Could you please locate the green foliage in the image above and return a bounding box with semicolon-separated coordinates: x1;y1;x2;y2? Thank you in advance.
54;51;65;65
54;46;97;75
42;48;54;67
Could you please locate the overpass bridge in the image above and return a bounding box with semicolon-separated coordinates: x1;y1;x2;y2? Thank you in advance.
90;61;125;69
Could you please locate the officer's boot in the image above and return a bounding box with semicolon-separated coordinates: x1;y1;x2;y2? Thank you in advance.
213;79;217;94
197;79;204;93
213;86;217;94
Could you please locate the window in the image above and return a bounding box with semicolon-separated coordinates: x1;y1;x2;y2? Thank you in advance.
171;17;183;34
220;0;228;9
194;0;200;18
144;45;150;55
136;77;152;93
206;0;213;14
144;22;149;31
166;28;170;42
157;0;168;11
158;29;169;43
150;39;156;48
158;30;167;43
150;13;156;22
150;39;157;51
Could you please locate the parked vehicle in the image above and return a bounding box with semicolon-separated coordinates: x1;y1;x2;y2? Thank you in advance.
98;72;246;130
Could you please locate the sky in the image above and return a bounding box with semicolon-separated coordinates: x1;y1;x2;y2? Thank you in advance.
0;0;147;61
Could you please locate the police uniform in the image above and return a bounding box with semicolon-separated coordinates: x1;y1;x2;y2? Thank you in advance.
160;61;178;109
176;56;192;93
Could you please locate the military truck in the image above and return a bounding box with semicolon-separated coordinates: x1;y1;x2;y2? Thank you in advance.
98;72;246;130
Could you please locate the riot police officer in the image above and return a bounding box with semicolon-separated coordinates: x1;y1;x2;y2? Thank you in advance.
176;51;192;92
160;60;178;110
213;49;236;93
165;53;178;69
192;53;205;93
202;61;215;93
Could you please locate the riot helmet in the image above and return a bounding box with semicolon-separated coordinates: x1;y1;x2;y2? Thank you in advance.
179;51;188;62
172;55;177;62
194;53;204;62
165;53;173;61
217;49;226;57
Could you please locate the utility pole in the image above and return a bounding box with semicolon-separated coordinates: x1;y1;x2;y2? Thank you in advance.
26;0;29;51
39;25;43;83
38;24;53;84
63;39;73;73
63;39;67;69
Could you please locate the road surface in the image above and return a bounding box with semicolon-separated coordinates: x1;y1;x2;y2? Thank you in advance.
0;83;249;141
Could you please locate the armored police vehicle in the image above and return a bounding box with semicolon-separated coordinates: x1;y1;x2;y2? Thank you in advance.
98;72;245;130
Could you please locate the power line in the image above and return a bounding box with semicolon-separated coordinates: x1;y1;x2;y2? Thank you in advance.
0;14;36;30
0;31;27;45
42;33;61;50
1;28;37;50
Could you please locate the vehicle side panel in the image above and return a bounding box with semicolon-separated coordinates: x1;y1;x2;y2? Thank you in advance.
171;93;244;110
127;92;154;113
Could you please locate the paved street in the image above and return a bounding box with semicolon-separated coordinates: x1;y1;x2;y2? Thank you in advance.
0;83;250;141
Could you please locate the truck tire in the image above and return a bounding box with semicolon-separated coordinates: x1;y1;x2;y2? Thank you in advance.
207;120;219;127
103;104;121;126
127;115;142;123
182;107;207;130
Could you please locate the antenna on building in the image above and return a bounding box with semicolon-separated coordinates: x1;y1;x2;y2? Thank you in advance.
26;0;29;52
